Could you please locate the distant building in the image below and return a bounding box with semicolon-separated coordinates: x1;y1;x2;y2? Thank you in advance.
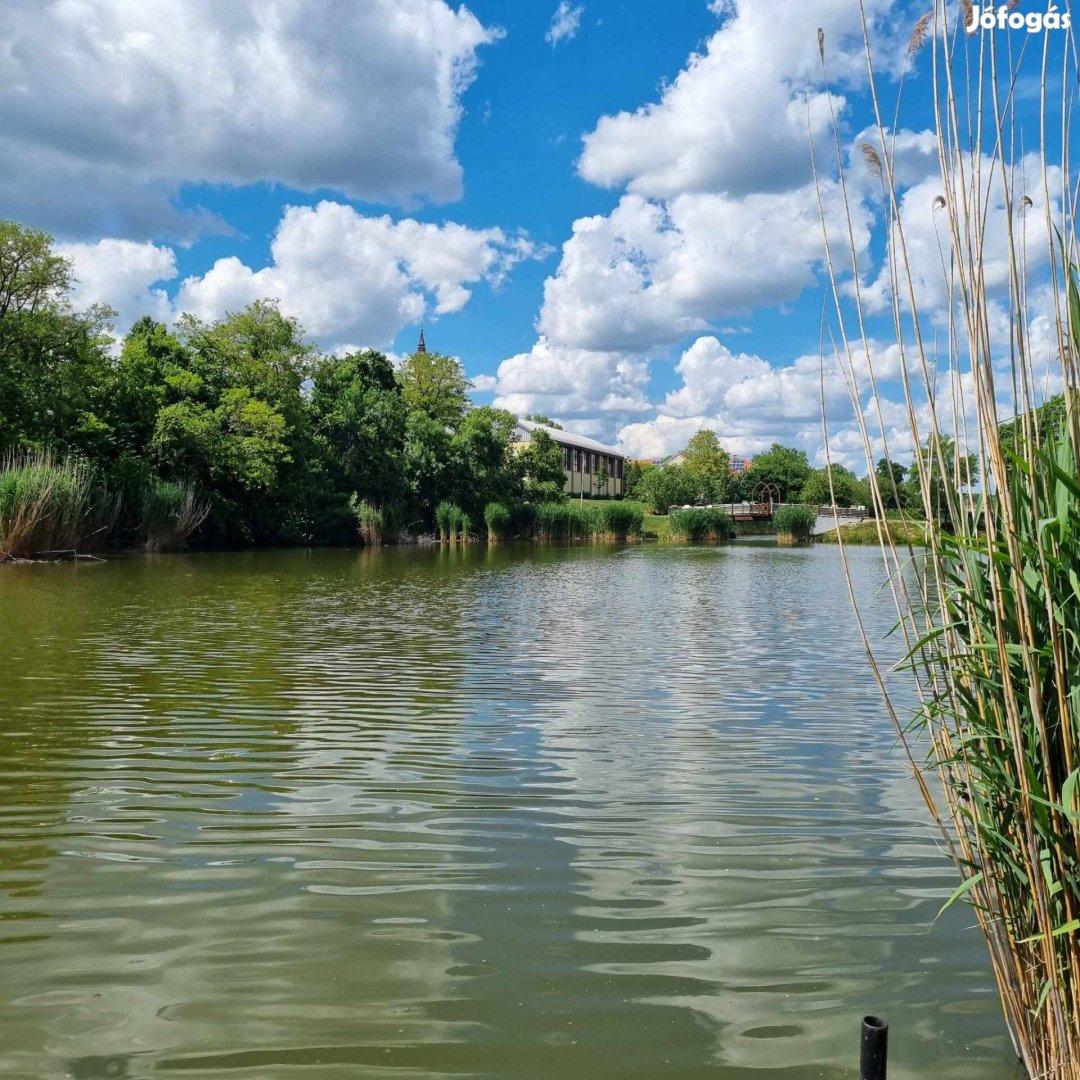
658;448;753;473
512;418;626;497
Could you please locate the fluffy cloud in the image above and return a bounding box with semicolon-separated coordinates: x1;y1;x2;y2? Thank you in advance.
861;147;1059;315
61;202;544;349
613;335;916;465
491;337;651;423
537;182;872;352
546;2;584;45
578;0;897;199
0;0;496;239
57;240;178;330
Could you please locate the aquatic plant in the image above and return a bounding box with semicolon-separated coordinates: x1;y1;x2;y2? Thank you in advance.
0;452;101;558
533;502;591;540
772;505;816;544
815;6;1080;1073
141;480;210;551
484;501;512;541
349;496;385;546
434;501;458;543
668;507;732;542
590;501;644;541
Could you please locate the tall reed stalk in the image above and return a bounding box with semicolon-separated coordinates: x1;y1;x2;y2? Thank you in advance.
814;5;1080;1074
0;451;101;557
141;480;210;551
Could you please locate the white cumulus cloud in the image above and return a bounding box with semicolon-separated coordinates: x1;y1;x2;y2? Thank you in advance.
58;202;545;350
0;0;497;239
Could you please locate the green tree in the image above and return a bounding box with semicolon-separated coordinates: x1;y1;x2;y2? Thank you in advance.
448;406;522;516
404;410;453;518
902;435;978;524
595;458;609;496
637;464;695;515
874;457;906;512
399;350;471;429
519;428;566;503
682;429;730;476
624;460;650;499
801;463;865;507
0;220;74;317
310;349;407;512
746;443;812;502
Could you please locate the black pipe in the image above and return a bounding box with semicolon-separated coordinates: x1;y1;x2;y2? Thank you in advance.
860;1015;888;1080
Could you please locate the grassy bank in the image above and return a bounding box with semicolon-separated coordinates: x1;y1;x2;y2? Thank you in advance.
816;519;928;547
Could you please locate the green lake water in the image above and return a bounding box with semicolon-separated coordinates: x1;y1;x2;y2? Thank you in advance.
0;543;1017;1079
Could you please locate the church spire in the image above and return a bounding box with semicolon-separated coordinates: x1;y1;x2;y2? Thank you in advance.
416;325;427;354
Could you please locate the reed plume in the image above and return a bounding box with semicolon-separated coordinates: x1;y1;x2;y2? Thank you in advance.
813;3;1080;1074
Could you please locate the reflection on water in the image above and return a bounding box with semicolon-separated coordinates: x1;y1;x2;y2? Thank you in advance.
0;544;1014;1078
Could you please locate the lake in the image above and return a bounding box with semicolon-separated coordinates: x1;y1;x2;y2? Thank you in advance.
0;543;1016;1079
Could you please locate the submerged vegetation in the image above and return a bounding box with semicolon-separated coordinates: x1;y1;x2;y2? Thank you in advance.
816;5;1080;1074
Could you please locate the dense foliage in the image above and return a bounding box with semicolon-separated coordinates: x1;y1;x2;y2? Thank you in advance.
0;220;567;552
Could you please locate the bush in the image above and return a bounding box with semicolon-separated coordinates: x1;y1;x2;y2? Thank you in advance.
591;501;644;541
668;506;732;542
0;452;107;557
349;496;386;546
772;504;817;543
141;480;210;551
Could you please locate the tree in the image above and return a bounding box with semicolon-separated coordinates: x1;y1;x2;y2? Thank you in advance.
637;464;695;515
800;463;866;507
746;444;812;502
310;349;407;511
595;458;609;496
399;350;471;429
449;407;522;515
902;435;978;524
682;429;730;476
874;457;906;511
0;220;74;317
519;428;566;503
624;460;650;500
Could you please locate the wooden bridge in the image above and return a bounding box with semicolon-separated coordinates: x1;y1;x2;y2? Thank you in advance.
701;502;869;523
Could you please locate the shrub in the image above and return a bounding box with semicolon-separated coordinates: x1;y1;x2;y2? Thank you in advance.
668;506;732;542
772;504;816;544
349;496;386;546
0;451;104;557
141;480;210;551
484;501;512;541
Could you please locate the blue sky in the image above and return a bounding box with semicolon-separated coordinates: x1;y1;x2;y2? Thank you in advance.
1;0;1067;464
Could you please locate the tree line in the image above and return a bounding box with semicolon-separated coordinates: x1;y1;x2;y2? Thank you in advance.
0;220;566;550
622;428;956;517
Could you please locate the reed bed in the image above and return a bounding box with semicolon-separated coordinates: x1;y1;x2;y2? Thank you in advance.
141;481;210;552
484;501;512;541
668;507;732;542
0;452;101;557
814;5;1080;1074
350;496;386;546
589;501;644;541
533;502;592;541
772;504;817;544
